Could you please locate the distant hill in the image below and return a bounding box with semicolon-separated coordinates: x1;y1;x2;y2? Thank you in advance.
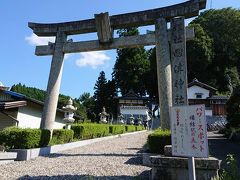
10;83;87;119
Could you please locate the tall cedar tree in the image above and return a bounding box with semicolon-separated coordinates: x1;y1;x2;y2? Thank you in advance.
93;71;108;121
112;28;150;96
145;47;158;101
93;71;118;121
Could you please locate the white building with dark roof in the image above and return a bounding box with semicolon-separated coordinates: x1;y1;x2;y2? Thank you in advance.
115;90;151;124
188;78;228;116
0;83;66;130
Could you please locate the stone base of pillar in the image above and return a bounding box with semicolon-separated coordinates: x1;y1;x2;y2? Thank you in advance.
143;152;220;180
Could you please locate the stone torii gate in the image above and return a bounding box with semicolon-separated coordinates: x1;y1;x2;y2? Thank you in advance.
29;0;206;132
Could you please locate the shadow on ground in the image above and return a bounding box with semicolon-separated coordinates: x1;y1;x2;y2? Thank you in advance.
208;133;240;169
18;171;151;180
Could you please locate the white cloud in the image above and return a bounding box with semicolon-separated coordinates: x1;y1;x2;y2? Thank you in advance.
75;51;111;69
25;33;72;59
25;33;55;46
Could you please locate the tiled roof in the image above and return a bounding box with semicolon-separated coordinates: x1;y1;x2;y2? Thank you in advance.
208;95;229;100
188;78;217;91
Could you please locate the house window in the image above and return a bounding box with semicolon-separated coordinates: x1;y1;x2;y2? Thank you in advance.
195;93;203;99
196;94;202;98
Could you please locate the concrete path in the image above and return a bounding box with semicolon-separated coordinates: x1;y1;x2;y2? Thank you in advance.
0;131;151;180
208;131;240;169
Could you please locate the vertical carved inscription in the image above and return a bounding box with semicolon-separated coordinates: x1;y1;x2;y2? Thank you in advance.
170;17;188;106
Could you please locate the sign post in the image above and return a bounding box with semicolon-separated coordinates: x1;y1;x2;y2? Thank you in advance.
170;105;209;179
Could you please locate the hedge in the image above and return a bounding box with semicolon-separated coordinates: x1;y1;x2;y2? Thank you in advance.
125;125;136;132
71;124;109;139
49;129;74;145
147;129;171;154
0;123;146;149
109;125;126;135
0;127;50;149
136;125;145;131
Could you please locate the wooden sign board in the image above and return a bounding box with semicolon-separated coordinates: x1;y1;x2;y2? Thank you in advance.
170;104;209;158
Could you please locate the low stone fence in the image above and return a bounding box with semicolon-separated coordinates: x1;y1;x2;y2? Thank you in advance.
143;145;220;180
0;152;17;164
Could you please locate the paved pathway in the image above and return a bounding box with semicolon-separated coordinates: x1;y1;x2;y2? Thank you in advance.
208;131;240;169
0;132;151;180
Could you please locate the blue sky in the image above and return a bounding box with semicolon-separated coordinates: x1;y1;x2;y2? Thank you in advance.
0;0;239;98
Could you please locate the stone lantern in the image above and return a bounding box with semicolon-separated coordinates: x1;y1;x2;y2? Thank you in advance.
99;107;108;124
62;98;77;129
129;114;135;125
118;113;124;124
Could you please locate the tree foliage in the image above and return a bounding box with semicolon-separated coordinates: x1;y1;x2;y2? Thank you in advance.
93;71;117;120
226;86;240;127
78;92;95;121
186;23;214;85
189;8;240;93
112;28;150;96
145;47;158;100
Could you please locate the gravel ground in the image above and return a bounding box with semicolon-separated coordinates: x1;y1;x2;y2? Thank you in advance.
0;131;151;180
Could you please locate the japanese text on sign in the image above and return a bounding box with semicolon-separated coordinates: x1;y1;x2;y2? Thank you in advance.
170;105;209;158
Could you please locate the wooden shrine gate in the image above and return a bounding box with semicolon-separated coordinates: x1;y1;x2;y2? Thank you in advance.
29;0;206;132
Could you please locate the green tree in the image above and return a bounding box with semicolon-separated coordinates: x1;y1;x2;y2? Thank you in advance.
104;79;118;119
72;98;87;121
226;86;240;127
186;23;214;85
93;71;108;121
112;28;150;96
145;47;158;101
93;72;118;121
78;92;95;121
190;8;240;93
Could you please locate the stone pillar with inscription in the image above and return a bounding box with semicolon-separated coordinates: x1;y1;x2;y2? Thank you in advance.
41;31;67;133
155;18;172;130
171;17;188;106
170;16;195;180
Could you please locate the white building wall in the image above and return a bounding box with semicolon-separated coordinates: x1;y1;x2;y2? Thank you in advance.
17;106;42;128
17;106;65;129
187;85;210;99
205;110;212;116
120;106;150;120
120;108;148;115
54;114;66;129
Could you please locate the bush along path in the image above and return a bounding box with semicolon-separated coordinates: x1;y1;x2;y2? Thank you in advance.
0;124;145;149
0;131;151;180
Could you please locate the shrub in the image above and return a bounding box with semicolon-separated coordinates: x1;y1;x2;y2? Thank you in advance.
136;125;145;131
125;125;136;132
226;86;240;128
147;129;171;154
0;128;50;149
109;125;126;134
49;129;74;145
71;124;109;139
215;154;240;180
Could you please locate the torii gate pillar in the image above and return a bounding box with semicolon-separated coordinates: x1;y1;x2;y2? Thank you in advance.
40;31;67;131
155;18;172;130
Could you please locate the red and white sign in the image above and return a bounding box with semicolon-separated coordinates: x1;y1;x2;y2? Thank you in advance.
170;104;209;158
